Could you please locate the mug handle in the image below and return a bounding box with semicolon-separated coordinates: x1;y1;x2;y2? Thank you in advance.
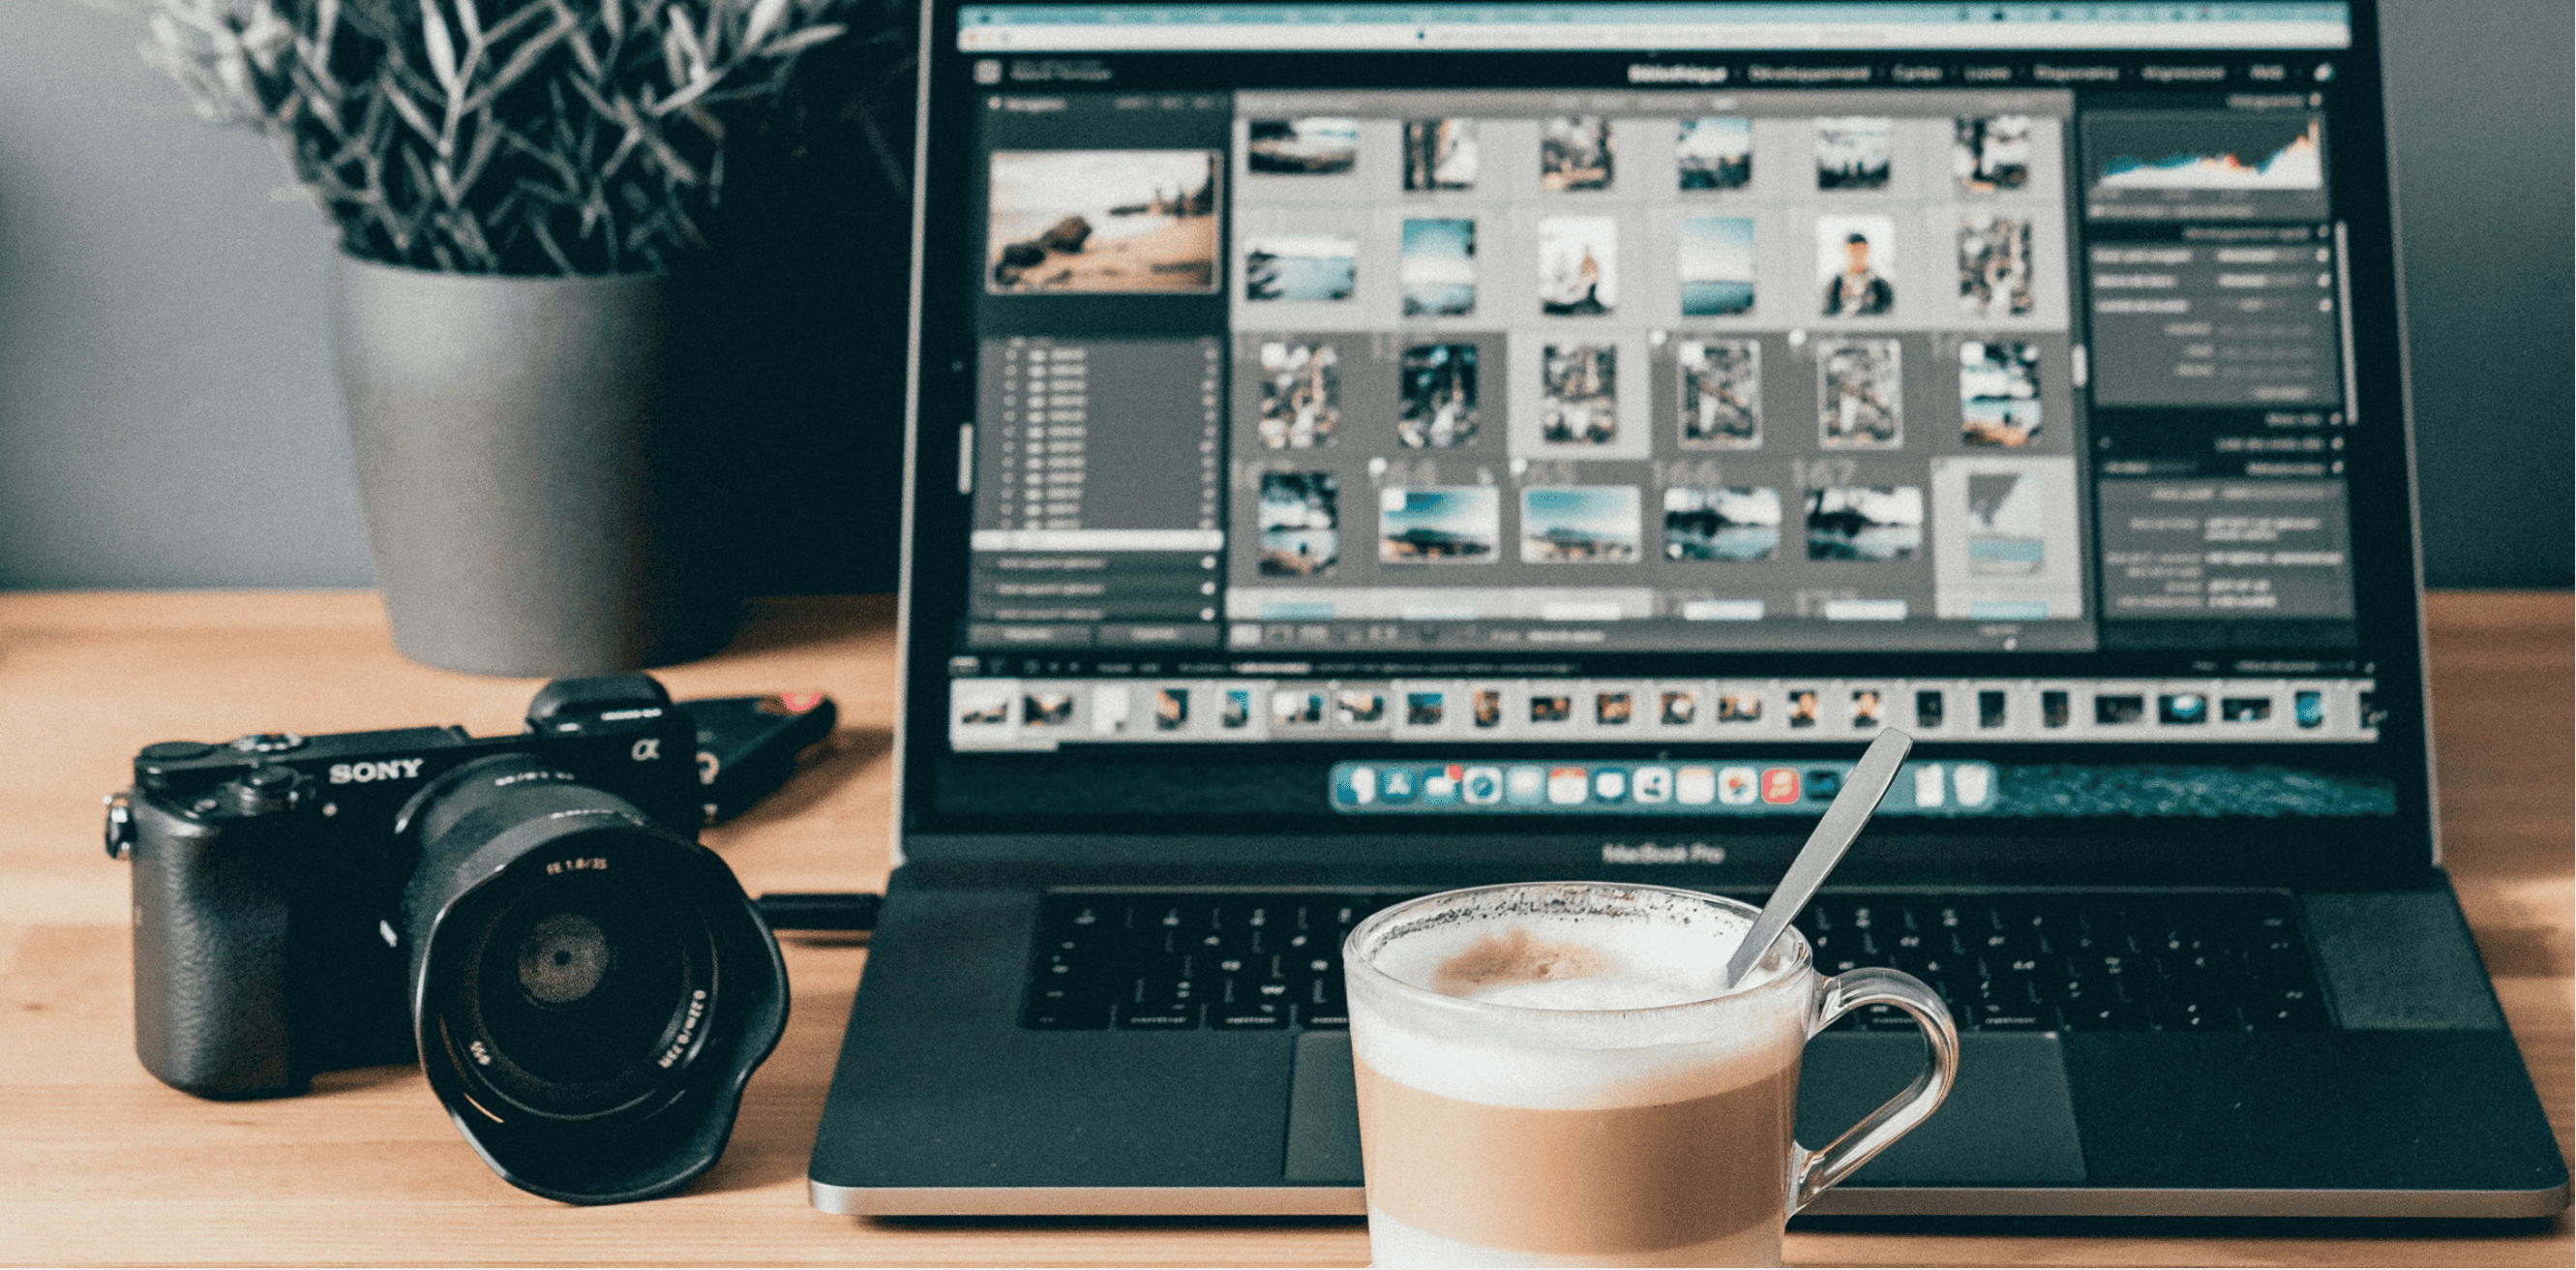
1787;967;1962;1212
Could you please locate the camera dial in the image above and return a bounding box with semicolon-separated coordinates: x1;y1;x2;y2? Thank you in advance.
229;766;305;816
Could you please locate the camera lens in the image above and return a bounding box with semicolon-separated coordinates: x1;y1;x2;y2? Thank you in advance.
451;865;711;1116
402;753;786;1203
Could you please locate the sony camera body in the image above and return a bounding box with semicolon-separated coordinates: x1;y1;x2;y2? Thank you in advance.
107;675;791;1204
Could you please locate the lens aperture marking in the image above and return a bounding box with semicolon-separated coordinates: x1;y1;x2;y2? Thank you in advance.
659;990;709;1069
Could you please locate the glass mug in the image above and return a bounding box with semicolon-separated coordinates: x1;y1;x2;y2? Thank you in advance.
1344;882;1960;1267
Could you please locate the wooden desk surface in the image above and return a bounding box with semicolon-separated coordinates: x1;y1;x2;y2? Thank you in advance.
2;590;2565;1267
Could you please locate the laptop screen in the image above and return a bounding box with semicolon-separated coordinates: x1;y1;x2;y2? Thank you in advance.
900;1;2427;852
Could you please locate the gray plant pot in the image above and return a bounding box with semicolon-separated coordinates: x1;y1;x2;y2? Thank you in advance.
331;254;735;677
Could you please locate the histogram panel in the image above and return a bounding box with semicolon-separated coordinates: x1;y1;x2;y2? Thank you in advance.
2082;112;2330;222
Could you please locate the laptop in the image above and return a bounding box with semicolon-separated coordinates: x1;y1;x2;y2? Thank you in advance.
808;0;2571;1221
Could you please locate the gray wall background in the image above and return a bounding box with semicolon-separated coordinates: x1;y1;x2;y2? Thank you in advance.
3;0;2568;592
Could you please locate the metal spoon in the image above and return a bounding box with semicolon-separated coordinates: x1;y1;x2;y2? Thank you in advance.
1722;727;1915;988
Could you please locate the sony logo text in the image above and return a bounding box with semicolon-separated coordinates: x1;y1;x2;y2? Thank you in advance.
329;758;425;784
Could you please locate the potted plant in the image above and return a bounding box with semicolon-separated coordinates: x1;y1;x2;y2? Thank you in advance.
143;0;857;675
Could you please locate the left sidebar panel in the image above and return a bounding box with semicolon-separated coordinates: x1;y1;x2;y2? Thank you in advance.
965;91;1236;654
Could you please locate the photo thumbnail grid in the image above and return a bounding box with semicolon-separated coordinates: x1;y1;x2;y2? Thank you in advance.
1213;93;2081;623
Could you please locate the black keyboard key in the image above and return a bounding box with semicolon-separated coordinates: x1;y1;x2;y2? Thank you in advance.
2250;985;2330;1030
1213;1000;1291;1029
2063;997;2148;1030
1023;980;1113;1027
1974;1004;2056;1030
1850;1001;1937;1032
2153;998;2241;1031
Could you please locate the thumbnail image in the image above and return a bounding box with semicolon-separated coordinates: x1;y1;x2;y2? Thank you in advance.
1257;471;1338;576
1540;344;1618;444
1406;691;1446;725
1521;486;1643;562
1660;690;1697;724
1597;692;1633;725
1155;688;1189;730
1816;338;1902;449
1472;688;1503;727
1717;691;1762;722
1403;118;1479;191
1397;343;1479;449
1677;117;1752;191
1959;214;2034;318
1024;691;1074;727
1380;486;1501;562
1678;340;1761;448
987;150;1219;293
1817;215;1896;317
1091;688;1128;734
1221;689;1250;728
1663;486;1782;560
1962;469;2048;576
1806;486;1925;560
1400;218;1477;317
1787;688;1821;728
1677;217;1755;317
1960;341;2043;446
1255;341;1339;449
1955;115;2032;193
1337;691;1385;724
1852;688;1884;728
1531;694;1573;723
1541;116;1613;192
1273;689;1325;726
957;685;1010;726
1247;117;1358;174
1244;234;1357;303
1816;117;1892;190
1538;217;1618;316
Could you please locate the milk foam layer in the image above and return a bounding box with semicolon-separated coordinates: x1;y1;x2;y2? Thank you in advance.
1350;892;1809;1111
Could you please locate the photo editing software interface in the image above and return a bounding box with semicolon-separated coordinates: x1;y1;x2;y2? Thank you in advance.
924;3;2407;828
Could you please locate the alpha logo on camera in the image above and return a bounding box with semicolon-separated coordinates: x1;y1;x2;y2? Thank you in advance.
329;758;426;784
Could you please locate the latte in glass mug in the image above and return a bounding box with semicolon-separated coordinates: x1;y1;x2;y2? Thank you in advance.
1344;883;1958;1268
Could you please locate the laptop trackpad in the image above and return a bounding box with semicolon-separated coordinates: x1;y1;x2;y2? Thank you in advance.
1797;1032;2086;1185
1286;1031;2082;1186
1285;1032;1363;1183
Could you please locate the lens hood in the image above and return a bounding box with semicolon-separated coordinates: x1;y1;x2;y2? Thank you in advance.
401;756;788;1204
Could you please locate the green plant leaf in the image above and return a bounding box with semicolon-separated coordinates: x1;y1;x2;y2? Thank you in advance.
738;0;790;54
460;12;572;113
754;23;841;57
417;0;461;94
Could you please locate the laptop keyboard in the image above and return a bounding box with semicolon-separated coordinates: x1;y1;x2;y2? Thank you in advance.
1020;890;2331;1033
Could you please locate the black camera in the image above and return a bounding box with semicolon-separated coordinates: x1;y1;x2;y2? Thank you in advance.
104;675;792;1205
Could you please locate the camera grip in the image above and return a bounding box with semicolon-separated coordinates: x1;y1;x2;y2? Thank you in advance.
129;797;305;1098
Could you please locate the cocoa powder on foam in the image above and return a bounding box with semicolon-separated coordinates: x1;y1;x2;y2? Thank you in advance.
1426;926;1617;997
